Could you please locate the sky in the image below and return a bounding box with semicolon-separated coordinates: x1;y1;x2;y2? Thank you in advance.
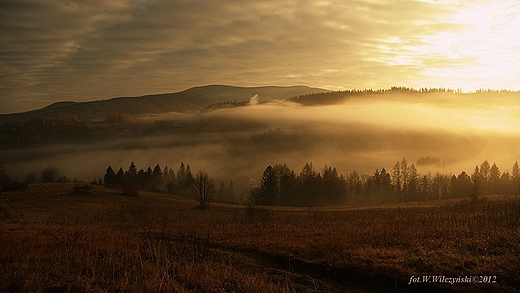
1;0;520;114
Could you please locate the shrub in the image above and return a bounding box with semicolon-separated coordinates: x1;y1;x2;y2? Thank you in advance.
41;166;59;183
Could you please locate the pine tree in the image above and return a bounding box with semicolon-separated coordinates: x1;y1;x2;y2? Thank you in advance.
299;162;321;204
400;158;409;196
104;165;116;186
379;168;392;199
256;165;278;205
186;165;194;189
152;164;163;191
122;162;139;196
407;164;419;201
164;166;176;193
128;161;138;177
489;163;501;194
392;161;401;201
479;160;490;194
176;162;187;189
115;168;124;186
470;166;480;203
152;164;162;179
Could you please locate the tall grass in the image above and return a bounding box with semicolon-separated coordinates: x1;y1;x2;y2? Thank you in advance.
1;184;519;292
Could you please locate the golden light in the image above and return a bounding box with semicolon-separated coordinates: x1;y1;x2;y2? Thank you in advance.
393;1;520;91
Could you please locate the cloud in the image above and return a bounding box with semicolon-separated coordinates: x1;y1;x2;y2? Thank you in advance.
1;0;518;113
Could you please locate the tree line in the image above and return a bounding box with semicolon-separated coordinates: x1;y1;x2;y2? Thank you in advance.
0;114;90;148
251;159;520;206
4;158;518;208
104;161;193;195
102;162;235;203
289;87;520;106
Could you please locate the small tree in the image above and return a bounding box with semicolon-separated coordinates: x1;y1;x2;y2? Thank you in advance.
121;162;139;196
192;171;216;208
115;168;125;186
152;164;163;191
41;166;59;183
256;165;278;205
104;166;116;186
127;161;138;177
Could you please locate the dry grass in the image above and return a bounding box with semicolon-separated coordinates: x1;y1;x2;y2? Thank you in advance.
1;184;519;292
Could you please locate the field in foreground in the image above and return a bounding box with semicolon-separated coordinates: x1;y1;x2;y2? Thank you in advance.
1;184;519;292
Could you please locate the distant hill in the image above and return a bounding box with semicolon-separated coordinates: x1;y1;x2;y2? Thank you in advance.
182;85;327;103
41;101;78;110
0;85;328;123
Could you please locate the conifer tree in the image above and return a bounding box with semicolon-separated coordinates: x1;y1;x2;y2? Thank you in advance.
392;161;401;201
115;168;124;186
128;161;138;177
479;160;490;194
176;162;187;189
152;164;163;191
256;165;278;205
104;165;116;186
470;166;480;203
489;163;501;194
186;165;195;190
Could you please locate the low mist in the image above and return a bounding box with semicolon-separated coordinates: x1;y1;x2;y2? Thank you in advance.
2;91;520;196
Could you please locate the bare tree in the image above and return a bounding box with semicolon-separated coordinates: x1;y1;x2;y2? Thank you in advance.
192;171;216;208
41;166;59;183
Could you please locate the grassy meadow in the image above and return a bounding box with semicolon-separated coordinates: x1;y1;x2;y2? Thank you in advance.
1;184;519;292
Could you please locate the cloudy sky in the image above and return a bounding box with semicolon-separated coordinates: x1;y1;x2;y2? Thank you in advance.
1;0;519;114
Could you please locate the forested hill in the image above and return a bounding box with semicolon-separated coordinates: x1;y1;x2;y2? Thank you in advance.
0;92;214;123
289;87;520;105
0;85;327;123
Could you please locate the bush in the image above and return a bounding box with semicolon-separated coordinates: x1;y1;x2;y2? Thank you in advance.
41;166;59;183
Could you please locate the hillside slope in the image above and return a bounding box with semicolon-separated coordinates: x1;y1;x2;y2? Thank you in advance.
0;85;328;123
183;85;327;103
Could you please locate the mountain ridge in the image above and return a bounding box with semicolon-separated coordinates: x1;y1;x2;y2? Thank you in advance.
0;85;328;123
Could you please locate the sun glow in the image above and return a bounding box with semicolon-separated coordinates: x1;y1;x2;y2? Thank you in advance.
400;1;520;92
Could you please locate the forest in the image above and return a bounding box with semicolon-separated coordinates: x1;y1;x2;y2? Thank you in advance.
88;158;520;207
0;114;91;149
250;159;520;206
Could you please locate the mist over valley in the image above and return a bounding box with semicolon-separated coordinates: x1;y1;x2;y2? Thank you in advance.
2;85;520;201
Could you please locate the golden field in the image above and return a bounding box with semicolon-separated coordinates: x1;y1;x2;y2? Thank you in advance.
1;184;519;292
